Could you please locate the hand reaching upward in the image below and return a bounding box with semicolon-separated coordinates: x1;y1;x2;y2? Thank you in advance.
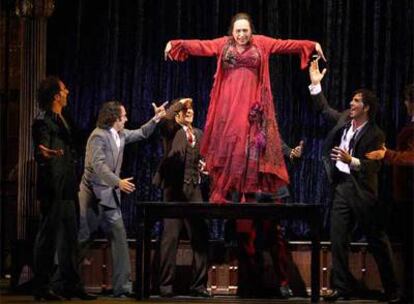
309;57;327;86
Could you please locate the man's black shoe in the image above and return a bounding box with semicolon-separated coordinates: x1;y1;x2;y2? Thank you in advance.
60;289;97;300
72;290;97;300
377;291;402;303
386;292;402;303
160;291;175;298
189;289;212;298
33;289;63;301
280;285;293;298
112;292;135;298
323;289;351;302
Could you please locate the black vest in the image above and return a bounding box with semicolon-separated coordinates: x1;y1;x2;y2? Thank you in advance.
183;141;201;185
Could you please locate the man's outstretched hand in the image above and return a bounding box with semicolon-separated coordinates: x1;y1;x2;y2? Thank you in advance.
119;177;136;194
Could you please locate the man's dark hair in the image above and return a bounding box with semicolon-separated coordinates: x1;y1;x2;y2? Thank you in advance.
352;88;378;120
227;12;256;36
37;76;61;111
404;83;414;103
170;97;193;109
97;101;123;129
170;98;184;107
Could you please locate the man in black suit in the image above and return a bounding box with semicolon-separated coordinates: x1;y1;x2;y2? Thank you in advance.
32;76;95;300
308;60;400;303
153;98;210;298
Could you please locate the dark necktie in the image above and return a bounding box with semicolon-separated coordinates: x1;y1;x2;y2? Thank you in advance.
349;130;358;156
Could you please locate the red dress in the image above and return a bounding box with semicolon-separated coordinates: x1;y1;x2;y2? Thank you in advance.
169;35;316;203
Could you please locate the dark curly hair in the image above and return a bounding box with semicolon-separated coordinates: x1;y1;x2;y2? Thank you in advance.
97;101;123;129
352;89;378;121
227;12;255;36
37;76;61;111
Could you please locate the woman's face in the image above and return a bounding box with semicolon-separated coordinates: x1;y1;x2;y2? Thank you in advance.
232;19;252;46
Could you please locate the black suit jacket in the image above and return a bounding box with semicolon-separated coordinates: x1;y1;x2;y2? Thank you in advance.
32;110;79;203
153;102;202;190
312;92;385;197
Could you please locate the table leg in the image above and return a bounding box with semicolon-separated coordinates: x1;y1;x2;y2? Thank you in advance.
143;217;151;298
135;205;145;300
310;214;321;303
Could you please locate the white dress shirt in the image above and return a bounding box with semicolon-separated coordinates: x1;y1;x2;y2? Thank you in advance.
335;121;367;174
110;128;121;150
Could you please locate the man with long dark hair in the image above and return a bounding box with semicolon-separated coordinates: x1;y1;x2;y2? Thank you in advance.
32;76;95;300
78;100;166;298
308;59;400;303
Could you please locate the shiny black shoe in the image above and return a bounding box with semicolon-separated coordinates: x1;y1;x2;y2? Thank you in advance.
323;289;352;302
385;291;402;303
159;291;175;298
33;290;62;301
280;285;293;299
189;289;212;298
71;290;97;300
59;289;97;300
112;291;135;299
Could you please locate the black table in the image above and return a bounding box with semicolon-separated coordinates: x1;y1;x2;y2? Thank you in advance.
135;202;322;302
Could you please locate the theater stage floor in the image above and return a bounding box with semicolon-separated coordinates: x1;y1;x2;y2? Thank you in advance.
0;278;388;303
0;293;386;304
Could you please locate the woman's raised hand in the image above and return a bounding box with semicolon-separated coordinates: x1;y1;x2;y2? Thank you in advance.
164;41;172;60
315;43;327;62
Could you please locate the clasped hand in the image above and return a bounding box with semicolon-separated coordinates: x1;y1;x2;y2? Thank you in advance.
331;146;352;164
38;144;64;159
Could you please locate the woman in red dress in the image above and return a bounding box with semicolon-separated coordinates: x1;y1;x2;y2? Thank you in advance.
165;13;326;297
165;13;325;203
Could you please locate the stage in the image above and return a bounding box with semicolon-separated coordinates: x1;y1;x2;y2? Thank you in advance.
0;293;388;304
0;275;391;303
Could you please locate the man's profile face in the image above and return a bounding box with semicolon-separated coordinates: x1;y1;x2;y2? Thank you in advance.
56;81;69;107
349;93;368;120
176;98;194;126
113;105;128;132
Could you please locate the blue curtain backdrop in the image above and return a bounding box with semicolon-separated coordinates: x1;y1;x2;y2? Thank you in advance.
46;0;413;239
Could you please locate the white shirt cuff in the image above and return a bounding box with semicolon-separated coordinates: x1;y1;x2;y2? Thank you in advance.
349;157;361;171
308;83;322;95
